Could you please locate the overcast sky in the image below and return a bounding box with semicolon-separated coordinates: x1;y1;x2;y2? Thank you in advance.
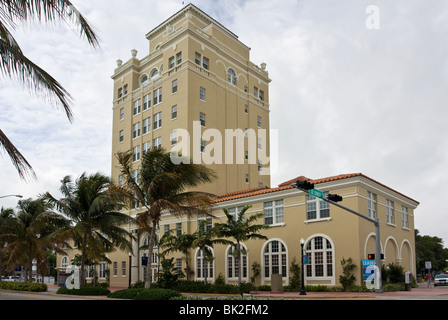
1;0;447;246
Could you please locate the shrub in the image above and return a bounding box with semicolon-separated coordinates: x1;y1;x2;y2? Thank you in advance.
107;288;181;300
56;286;110;296
0;281;47;292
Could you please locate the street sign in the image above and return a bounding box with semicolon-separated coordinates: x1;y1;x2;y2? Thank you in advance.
309;189;323;199
425;261;432;270
362;259;375;281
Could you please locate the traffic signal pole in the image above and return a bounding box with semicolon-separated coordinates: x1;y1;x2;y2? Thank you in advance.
325;198;383;293
291;180;383;293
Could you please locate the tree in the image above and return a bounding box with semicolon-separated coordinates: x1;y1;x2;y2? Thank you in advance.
43;172;134;285
160;231;196;281
192;219;232;285
1;198;69;281
415;229;448;272
115;147;217;289
0;0;100;180
214;205;269;289
0;207;16;278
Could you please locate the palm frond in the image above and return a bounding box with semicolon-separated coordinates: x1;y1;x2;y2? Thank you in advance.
0;129;36;180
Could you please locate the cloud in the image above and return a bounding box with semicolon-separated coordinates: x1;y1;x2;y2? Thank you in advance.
0;0;447;246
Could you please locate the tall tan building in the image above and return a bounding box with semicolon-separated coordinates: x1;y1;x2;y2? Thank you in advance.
56;4;419;290
111;3;271;196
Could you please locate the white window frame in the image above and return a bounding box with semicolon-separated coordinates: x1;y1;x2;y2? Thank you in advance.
386;199;395;224
153;112;162;130
367;192;377;219
306;192;330;221
264;200;284;226
262;240;288;281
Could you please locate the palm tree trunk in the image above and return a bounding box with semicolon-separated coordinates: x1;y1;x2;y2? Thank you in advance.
144;220;157;289
237;241;242;291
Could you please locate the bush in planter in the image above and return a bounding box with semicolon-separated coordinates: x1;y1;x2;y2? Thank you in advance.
57;286;110;296
107;288;181;300
0;281;47;292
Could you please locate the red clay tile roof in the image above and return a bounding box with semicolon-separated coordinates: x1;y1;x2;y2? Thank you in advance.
213;173;419;205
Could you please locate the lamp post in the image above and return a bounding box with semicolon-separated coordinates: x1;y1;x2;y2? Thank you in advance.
0;194;23;199
128;252;132;288
300;238;306;295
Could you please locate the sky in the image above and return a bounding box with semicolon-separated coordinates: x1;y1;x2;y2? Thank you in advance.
1;0;447;246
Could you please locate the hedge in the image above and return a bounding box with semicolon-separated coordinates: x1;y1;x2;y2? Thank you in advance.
57;286;111;296
107;288;181;300
0;281;47;292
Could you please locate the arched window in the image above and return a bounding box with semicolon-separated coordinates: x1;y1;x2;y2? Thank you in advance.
226;244;248;281
263;240;287;279
150;68;159;80
61;256;69;270
305;236;334;280
196;247;214;281
227;68;237;86
140;74;148;84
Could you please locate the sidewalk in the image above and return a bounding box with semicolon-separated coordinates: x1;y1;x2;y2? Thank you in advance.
43;282;448;300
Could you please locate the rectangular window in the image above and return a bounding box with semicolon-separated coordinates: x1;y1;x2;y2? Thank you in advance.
123;84;128;96
122;261;126;276
171;131;177;145
367;192;377;219
401;206;409;228
154;87;162;105
118;87;123;98
195;52;201;65
132;122;140;139
142;141;150;156
306;192;329;220
200;139;206;153
257;116;262;128
386;200;395;224
143;117;151;134
176;222;182;236
169;56;175;69
264;200;284;225
176;52;182;65
119;130;124;143
153;137;161;149
171;105;177;119
132;145;140;162
259;90;264;101
113;262;118;277
172;79;178;93
202;57;209;70
143;94;151;110
200;87;206;101
200;112;206;127
154;112;162;130
120;108;124;120
133;99;141;116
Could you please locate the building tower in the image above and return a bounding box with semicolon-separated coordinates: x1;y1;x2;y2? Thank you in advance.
111;4;272;197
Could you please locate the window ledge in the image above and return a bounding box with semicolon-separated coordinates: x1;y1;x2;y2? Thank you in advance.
304;217;332;224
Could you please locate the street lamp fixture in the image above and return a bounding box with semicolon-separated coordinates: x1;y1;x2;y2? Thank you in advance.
300;238;306;295
0;194;23;199
128;252;132;288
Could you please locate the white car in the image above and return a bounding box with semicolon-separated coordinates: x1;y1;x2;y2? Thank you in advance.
434;274;448;286
1;276;17;282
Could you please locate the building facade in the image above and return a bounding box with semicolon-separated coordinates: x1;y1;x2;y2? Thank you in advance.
56;5;419;289
111;3;272;197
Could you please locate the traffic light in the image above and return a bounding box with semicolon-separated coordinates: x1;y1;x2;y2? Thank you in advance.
293;180;314;191
327;193;343;202
367;253;384;260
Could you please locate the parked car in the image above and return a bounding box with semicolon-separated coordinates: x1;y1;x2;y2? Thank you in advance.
434;273;448;286
1;276;17;282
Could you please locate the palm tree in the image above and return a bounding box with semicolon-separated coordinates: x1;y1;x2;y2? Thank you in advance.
192;219;233;285
115;147;217;288
0;207;16;278
159;230;196;281
43;172;134;285
214;205;269;290
1;198;70;281
0;0;100;180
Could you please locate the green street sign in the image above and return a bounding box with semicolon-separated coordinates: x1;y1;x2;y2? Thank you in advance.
309;189;323;199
